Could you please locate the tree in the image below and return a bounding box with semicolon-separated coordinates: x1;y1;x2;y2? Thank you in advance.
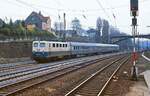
102;19;110;43
96;17;103;43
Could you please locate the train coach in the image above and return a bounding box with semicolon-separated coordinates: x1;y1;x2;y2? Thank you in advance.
32;41;119;62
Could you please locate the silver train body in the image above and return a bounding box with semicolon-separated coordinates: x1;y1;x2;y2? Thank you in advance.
32;41;119;62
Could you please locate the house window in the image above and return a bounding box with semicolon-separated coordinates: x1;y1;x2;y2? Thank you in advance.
31;17;35;21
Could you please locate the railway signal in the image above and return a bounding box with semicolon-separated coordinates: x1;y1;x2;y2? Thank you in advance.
130;0;138;16
130;0;139;80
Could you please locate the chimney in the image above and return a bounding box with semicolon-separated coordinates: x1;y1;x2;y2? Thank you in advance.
63;13;66;30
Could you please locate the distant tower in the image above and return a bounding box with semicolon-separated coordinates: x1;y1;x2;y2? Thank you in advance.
102;19;110;44
71;17;82;35
96;17;103;43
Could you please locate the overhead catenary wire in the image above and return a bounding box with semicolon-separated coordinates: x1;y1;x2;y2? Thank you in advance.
104;0;118;27
15;0;39;11
95;0;112;23
14;0;57;18
5;1;150;28
4;0;150;14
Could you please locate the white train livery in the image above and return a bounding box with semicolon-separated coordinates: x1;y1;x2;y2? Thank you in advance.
32;41;119;62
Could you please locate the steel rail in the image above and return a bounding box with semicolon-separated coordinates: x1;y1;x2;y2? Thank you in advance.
65;56;128;96
0;55;116;96
97;57;129;96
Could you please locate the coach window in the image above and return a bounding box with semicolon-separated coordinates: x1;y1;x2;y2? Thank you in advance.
60;44;62;47
65;44;67;47
63;44;65;47
56;44;59;47
53;43;55;47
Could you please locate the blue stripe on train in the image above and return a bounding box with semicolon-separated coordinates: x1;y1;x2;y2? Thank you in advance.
32;52;49;58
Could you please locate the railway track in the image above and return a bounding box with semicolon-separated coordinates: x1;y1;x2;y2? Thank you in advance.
0;54;110;74
0;53;121;83
0;54;120;96
65;56;129;96
0;53;122;74
0;55;112;83
0;64;37;74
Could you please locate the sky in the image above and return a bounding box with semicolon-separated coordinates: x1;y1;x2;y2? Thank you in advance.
0;0;150;35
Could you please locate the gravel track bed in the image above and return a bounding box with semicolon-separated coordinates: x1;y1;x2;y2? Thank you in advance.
101;56;132;96
101;52;150;96
65;56;128;96
0;64;38;73
14;55;125;96
0;55;114;95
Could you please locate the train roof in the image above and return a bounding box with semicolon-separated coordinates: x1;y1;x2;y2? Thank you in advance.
33;40;68;42
33;41;119;47
70;42;118;47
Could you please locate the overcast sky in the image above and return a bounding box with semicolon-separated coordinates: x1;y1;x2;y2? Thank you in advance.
0;0;150;35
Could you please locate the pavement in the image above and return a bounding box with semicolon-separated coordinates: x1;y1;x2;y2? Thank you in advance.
141;52;150;90
125;80;150;96
142;52;150;62
131;53;150;96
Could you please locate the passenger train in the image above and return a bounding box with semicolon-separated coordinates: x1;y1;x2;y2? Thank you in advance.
32;41;119;62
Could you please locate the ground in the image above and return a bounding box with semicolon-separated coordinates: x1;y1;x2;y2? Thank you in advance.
125;52;150;96
125;79;150;96
0;57;33;64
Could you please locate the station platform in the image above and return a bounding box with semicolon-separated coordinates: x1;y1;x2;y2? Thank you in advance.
142;52;150;62
141;53;150;87
140;53;150;95
140;70;150;88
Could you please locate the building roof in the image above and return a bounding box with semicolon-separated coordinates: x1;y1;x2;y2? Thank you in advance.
29;11;50;22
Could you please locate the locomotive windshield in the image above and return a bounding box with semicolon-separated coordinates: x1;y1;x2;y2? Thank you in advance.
33;43;38;47
40;43;46;47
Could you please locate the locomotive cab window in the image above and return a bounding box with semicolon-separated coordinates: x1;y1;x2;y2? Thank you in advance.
40;43;45;47
33;43;38;47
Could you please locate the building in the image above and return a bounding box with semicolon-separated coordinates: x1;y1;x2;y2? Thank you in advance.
25;11;51;32
96;17;103;43
87;28;100;43
54;22;65;38
54;22;65;31
71;17;88;36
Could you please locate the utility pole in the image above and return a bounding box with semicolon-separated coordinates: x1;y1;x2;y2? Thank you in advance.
130;0;139;81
